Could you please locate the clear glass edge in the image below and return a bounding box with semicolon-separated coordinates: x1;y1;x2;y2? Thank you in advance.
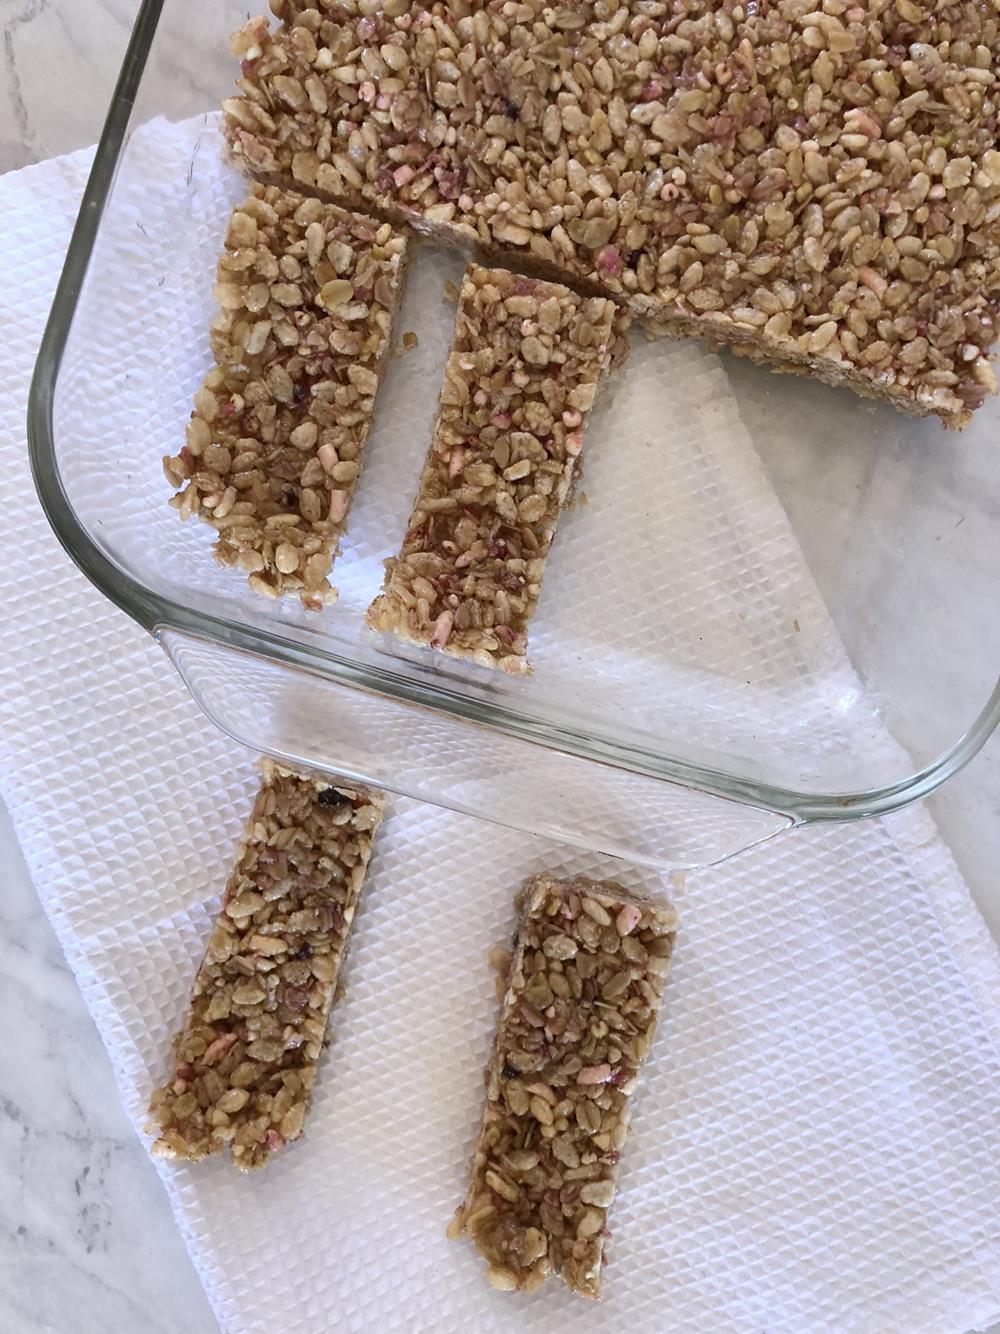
24;0;1000;830
158;626;792;872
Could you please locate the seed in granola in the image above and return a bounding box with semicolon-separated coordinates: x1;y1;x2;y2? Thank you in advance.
487;1266;518;1292
582;898;612;927
319;278;354;308
485;1170;520;1204
576;1208;604;1239
529;1095;555;1126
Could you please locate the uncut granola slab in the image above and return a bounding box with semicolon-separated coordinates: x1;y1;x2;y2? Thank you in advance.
225;1;1000;426
148;760;384;1171
164;183;407;608
450;874;678;1298
366;263;616;671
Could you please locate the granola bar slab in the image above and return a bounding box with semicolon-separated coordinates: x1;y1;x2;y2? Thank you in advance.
164;183;407;608
366;263;616;672
450;874;678;1298
224;2;1000;427
148;760;384;1171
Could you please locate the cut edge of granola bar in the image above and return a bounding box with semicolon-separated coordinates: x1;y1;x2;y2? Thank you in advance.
637;302;980;428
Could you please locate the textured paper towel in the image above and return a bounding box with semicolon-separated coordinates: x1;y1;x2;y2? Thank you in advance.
2;124;1000;1334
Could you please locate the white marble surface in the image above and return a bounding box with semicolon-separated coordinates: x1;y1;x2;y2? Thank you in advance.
0;798;216;1333
1;1;999;1332
0;0;135;173
1;12;217;1332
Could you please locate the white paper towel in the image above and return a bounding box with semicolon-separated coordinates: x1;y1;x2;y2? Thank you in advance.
2;126;1000;1334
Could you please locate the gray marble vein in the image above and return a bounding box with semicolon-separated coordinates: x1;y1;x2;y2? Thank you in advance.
0;0;134;172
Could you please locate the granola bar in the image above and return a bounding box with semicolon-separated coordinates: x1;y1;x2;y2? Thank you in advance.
366;263;616;672
449;873;678;1298
164;183;407;608
148;760;384;1171
224;1;1000;427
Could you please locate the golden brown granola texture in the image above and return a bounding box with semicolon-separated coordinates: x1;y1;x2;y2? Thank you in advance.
366;262;616;672
164;182;407;607
148;760;384;1171
224;0;1000;427
450;874;678;1298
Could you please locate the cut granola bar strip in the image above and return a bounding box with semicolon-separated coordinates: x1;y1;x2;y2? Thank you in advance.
450;873;678;1298
366;263;616;672
164;183;407;608
148;760;384;1171
224;3;1000;427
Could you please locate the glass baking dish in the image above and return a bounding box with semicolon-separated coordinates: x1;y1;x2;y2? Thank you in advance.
27;0;1000;870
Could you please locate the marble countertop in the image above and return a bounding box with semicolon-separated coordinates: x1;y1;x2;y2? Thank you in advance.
2;2;998;1332
0;803;214;1331
2;3;219;1327
0;0;135;174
